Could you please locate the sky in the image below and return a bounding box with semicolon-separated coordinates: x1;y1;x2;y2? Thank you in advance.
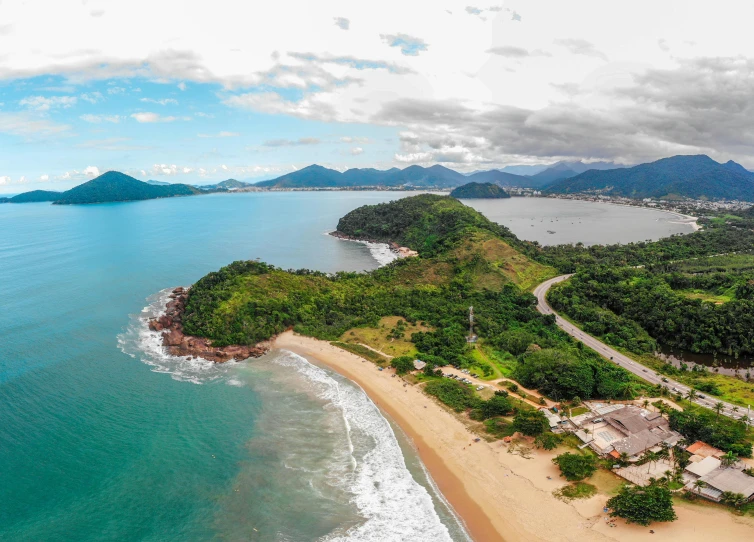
2;0;754;193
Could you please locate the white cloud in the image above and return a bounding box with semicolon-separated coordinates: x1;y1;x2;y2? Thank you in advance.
19;95;77;111
80;91;104;103
333;17;349;30
0;176;10;185
0;1;754;168
131;112;190;123
80;114;122;123
39;174;49;182
140;97;178;105
0;112;70;137
107;86;126;95
350;146;364;155
84;166;101;177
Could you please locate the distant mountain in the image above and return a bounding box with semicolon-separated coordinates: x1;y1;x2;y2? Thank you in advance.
53;171;200;205
146;180;171;186
499;164;551;176
527;163;580;186
257;164;469;188
547;155;754;200
465;170;530;186
7;190;63;203
450;182;510;199
199;179;253;190
0;197;9;204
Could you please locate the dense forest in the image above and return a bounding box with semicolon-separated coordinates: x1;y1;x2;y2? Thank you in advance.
182;195;646;401
449;182;510;199
549;258;754;357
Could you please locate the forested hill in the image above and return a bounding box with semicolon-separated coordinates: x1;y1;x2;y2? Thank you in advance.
8;190;63;203
335;194;518;255
546;155;754;200
53;171;200;205
450;182;511;199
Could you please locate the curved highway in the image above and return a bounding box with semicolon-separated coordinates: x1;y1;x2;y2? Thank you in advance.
534;275;749;422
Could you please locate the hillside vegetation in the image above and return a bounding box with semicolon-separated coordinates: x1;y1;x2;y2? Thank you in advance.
9;190;63;203
450;182;510;199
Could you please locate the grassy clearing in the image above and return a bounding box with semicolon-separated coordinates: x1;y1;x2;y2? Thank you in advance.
637;353;754;409
330;341;390;365
677;288;733;304
467;347;503;380
553;482;597;502
339;316;432;358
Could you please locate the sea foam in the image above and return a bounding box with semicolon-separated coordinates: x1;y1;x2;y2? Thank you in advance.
274;350;466;542
117;288;237;384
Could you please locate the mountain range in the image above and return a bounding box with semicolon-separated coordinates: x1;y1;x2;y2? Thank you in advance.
546;155;754;200
3;155;753;205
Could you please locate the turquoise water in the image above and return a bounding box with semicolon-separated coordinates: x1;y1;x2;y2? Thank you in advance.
0;192;690;541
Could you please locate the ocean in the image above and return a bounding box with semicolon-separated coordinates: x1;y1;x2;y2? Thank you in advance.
0;192;693;541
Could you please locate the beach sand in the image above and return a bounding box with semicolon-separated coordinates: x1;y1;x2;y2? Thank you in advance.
273;331;754;542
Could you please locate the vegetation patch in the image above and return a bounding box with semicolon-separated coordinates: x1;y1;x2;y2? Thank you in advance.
553;482;597;502
330;342;389;365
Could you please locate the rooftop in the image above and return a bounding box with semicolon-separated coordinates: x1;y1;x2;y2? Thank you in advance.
701;468;754;497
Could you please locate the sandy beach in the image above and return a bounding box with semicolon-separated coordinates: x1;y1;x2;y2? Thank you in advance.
273;331;754;542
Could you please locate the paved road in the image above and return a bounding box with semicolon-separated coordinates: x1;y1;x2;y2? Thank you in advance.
534;275;750;422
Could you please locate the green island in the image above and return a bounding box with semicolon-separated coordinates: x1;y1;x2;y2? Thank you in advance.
178;194;754;525
449;182;511;199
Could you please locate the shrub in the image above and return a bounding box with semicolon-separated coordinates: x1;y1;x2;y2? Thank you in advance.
391;355;415;374
553;452;597;481
535;432;561;450
607;483;677;526
513;409;549;436
424;379;480;412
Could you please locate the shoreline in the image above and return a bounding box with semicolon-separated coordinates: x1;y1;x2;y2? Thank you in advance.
273;331;754;542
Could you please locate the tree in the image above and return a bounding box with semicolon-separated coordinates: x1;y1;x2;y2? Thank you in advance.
553;452;598;481
535;432;560;450
714;401;725;421
693;480;706;496
513;409;549;436
644;451;660;474
686;389;698;401
607;483;677;526
479;394;513;419
721;450;738;468
391;355;415;375
721;491;748;509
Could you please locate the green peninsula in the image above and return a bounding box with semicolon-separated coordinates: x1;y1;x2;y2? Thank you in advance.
450;182;511;199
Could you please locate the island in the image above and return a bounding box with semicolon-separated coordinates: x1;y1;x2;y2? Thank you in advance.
450;182;511;199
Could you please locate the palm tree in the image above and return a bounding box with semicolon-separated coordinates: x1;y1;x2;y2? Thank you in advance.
643;399;650;411
721;450;738;468
694;479;706;497
686;389;698;401
714;401;725;421
619;452;629;466
733;406;740;414
645;451;660;474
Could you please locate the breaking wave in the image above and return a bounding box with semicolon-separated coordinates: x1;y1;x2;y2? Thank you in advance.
273;350;465;542
117;288;238;384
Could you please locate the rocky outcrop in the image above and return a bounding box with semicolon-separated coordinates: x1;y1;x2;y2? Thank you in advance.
329;231;418;258
148;286;269;363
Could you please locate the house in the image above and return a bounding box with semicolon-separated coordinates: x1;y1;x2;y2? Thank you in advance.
413;359;427;371
687;467;754;502
573;404;682;460
539;408;563;430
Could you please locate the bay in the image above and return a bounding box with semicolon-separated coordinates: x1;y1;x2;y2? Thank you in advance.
0;192;691;540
